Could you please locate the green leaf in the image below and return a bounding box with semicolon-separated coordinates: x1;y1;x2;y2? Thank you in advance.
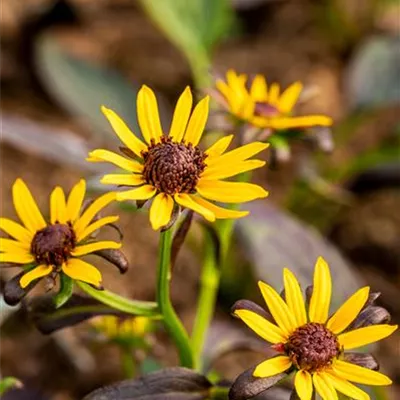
76;281;160;317
53;274;74;308
0;377;23;395
140;0;235;87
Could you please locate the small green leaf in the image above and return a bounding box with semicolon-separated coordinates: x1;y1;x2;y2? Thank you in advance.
0;377;23;395
77;281;160;317
53;274;74;308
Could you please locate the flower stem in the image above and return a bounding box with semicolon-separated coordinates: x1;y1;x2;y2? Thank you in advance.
121;346;136;378
191;231;219;370
157;229;193;368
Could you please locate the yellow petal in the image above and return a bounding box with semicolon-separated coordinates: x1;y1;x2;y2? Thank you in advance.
313;372;338;400
137;85;163;144
206;142;269;167
332;360;392;385
327;287;370;334
267;83;280;106
0;238;30;252
295;370;313;400
101;106;147;156
250;74;268;102
201;160;266;180
278;81;303;113
233;309;287;343
193;197;249;219
183;95;209;146
50;186;67;224
20;264;52;288
87;149;144;172
73;192;116;237
309;256;331;323
0;218;33;243
149;193;174;230
324;371;370;400
100;174;144;186
196;180;268;203
283;268;307;328
338;324;398;350
12;179;46;232
267;115;333;130
71;241;121;257
216;80;238;113
77;216;119;242
205;135;234;159
67;179;86;222
253;356;292;378
116;185;156;201
62;259;102;287
0;252;34;264
174;194;215;222
258;280;297;336
169;86;193;142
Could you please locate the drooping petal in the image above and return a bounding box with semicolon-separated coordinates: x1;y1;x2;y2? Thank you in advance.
258;281;297;336
313;372;338;400
267;83;280;106
101;106;147;156
294;370;313;400
149;193;174;230
137;85;163;144
233;309;287;344
66;179;86;222
309;256;331;323
100;174;144;186
196;180;268;203
267;115;333;130
174;194;215;222
73;192;116;237
250;75;268;102
253;356;292;378
20;265;52;288
87;149;144;172
169;86;193;142
116;185;156;201
62;259;102;287
324;371;370;400
201;160;266;180
332;360;392;385
278;82;303;114
0;238;30;252
76;216;119;242
12;179;46;232
338;324;398;350
327;287;370;334
193;197;249;219
50;186;67;224
183;95;209;146
283;268;307;328
0;252;34;264
71;241;121;257
206;142;269;167
0;218;33;243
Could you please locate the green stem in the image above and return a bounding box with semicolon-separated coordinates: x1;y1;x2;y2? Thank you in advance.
157;229;193;368
191;231;219;371
121;346;136;378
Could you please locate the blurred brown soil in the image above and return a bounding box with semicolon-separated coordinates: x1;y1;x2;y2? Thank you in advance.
1;0;399;399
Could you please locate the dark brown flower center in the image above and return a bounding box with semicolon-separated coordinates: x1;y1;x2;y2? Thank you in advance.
285;323;340;372
254;102;279;118
31;223;76;266
141;136;207;195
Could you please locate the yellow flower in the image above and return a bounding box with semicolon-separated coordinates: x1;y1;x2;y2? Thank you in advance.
87;85;269;230
0;179;122;289
231;257;398;400
91;315;152;340
215;69;333;131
